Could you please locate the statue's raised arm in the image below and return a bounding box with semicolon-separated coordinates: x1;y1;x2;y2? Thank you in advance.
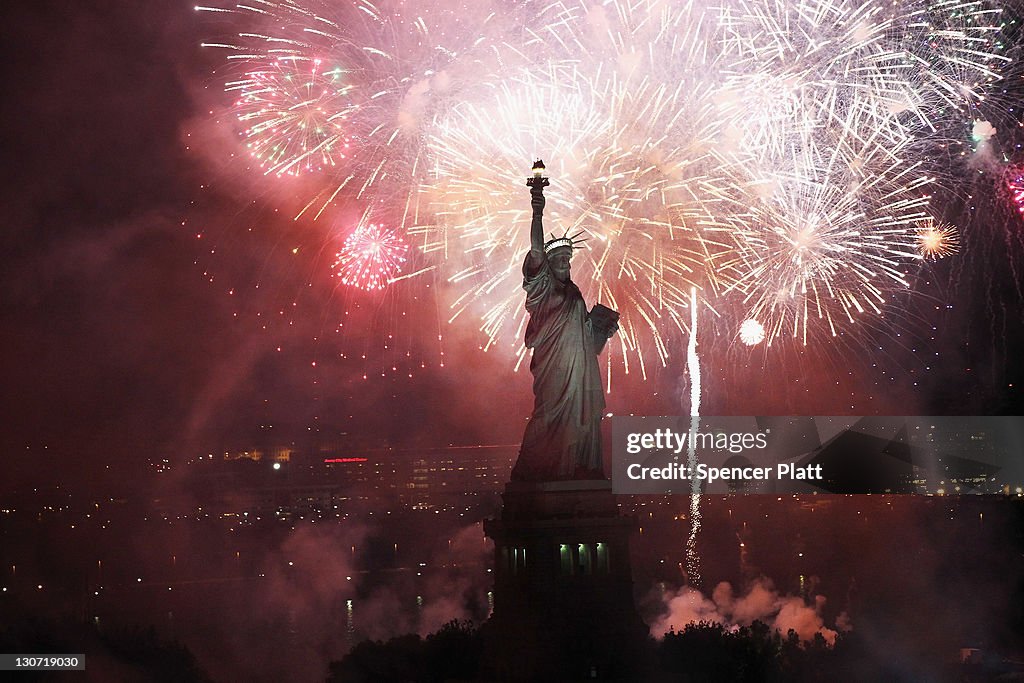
525;160;548;274
512;160;619;482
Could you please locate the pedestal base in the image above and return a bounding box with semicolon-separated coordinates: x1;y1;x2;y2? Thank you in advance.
482;480;650;681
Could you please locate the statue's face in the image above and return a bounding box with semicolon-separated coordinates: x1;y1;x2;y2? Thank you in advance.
548;247;572;282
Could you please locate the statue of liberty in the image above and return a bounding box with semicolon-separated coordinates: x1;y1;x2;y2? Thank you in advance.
512;161;620;482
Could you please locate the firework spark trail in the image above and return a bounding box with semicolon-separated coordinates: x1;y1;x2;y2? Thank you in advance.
898;0;1012;117
686;286;702;587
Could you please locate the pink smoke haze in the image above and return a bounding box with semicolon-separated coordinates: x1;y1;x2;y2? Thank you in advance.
650;577;849;646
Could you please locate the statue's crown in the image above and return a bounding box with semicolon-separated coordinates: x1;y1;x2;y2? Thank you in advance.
543;229;587;255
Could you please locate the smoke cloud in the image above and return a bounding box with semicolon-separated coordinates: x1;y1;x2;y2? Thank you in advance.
649;576;849;645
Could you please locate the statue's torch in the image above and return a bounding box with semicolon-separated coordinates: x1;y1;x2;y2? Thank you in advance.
526;159;549;191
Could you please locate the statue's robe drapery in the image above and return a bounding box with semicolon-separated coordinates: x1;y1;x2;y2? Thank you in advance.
512;253;605;481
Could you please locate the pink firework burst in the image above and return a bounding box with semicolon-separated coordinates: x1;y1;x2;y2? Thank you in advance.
332;223;408;291
1007;166;1024;216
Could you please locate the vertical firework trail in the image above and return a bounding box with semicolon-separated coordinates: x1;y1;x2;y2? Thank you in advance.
686;286;702;586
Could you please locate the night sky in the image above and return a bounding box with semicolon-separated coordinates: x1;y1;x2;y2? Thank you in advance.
2;0;1024;494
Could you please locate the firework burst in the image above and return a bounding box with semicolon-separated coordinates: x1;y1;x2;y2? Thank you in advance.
739;319;766;346
414;1;739;376
332;222;409;291
705;0;1007;345
917;219;961;259
199;0;1019;375
199;0;533;218
716;130;929;345
1005;164;1024;215
229;57;354;176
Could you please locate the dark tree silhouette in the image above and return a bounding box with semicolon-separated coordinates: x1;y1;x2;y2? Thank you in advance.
327;619;481;683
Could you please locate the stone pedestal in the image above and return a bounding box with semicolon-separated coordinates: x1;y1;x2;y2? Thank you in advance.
482;480;649;681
